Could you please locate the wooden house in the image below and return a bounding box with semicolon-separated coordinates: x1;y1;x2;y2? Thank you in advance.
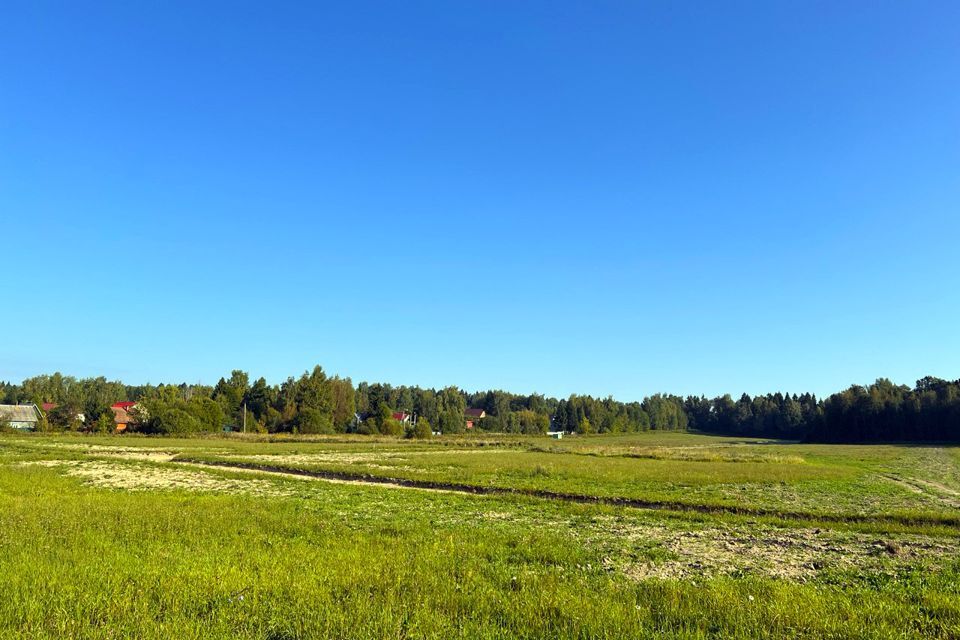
0;404;41;431
111;401;139;432
464;408;486;430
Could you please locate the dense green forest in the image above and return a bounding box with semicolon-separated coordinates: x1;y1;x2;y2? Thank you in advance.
1;369;958;442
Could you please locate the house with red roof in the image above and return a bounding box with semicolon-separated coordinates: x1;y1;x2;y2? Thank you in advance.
464;408;486;430
111;401;141;432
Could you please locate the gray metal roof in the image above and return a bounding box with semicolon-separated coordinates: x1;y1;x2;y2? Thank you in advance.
0;404;39;422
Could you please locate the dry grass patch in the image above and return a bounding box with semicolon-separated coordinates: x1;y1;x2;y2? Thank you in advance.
19;459;293;497
571;444;806;464
10;441;182;462
591;517;960;581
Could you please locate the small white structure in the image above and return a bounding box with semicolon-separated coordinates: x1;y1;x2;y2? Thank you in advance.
547;431;564;440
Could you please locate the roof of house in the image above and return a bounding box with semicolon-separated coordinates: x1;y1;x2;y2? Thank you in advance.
392;412;411;421
465;408;486;418
0;404;39;423
111;401;137;410
41;402;57;412
111;406;131;424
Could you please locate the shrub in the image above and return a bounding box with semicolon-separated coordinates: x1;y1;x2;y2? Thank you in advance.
406;418;432;439
380;418;404;437
94;412;115;434
577;417;595;434
358;419;380;435
49;402;85;431
146;406;203;435
296;408;335;434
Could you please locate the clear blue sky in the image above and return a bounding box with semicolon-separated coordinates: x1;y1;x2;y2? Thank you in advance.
2;1;958;400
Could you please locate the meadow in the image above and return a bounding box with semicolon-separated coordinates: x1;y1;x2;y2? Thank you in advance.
1;432;959;639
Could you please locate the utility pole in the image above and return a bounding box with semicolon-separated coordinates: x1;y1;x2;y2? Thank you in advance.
243;401;247;433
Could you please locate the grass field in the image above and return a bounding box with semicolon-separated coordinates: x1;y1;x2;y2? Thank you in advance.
2;432;959;638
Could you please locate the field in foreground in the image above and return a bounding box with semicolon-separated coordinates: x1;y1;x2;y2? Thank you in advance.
1;432;959;639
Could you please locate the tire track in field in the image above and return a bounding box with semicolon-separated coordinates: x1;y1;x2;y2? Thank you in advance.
882;475;960;509
178;457;960;528
880;447;960;510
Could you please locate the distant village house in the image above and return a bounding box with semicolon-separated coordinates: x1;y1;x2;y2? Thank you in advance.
111;401;139;432
464;408;486;430
0;404;41;431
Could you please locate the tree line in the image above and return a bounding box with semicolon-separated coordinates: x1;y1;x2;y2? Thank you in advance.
1;369;958;442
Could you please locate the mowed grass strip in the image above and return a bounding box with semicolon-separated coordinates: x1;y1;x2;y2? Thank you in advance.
173;446;960;525
2;461;960;639
9;434;960;524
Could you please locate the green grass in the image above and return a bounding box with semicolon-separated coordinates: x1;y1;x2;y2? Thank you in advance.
136;433;960;524
2;433;960;638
